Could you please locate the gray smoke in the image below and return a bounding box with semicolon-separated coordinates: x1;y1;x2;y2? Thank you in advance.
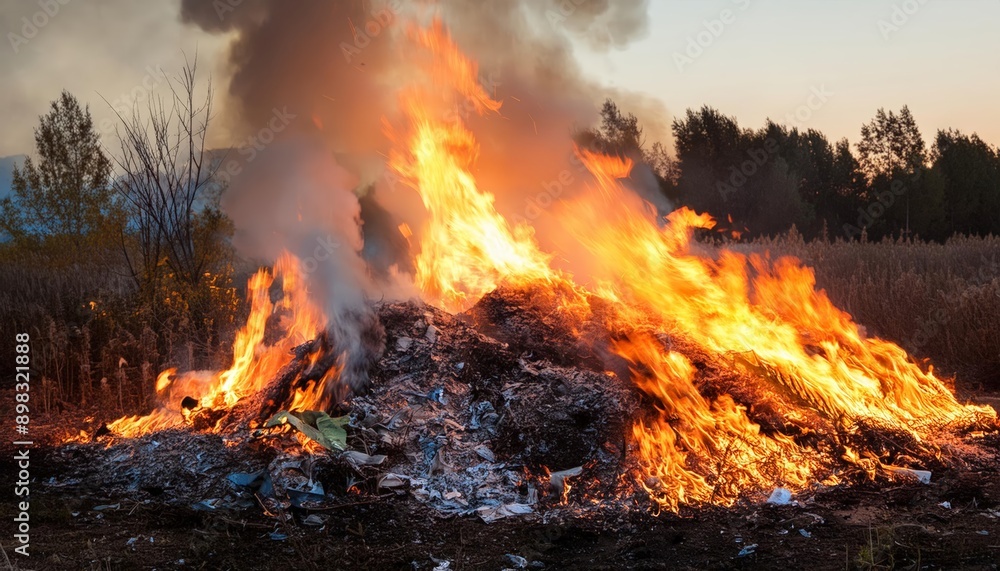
179;0;665;400
220;137;384;400
178;0;666;206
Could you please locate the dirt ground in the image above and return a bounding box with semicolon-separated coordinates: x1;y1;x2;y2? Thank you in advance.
2;434;1000;570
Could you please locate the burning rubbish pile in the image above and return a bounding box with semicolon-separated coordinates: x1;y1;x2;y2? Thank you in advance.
55;297;638;522
53;279;996;524
51;19;998;526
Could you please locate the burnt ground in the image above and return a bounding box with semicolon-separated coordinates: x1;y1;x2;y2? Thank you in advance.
2;294;1000;570
5;450;1000;570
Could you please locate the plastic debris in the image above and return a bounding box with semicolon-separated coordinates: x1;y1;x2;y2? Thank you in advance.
430;448;451;475
799;529;812;538
766;488;793;505
476;502;534;523
469;401;499;431
302;514;328;527
474;445;496;463
737;543;758;557
425;324;439;343
192;498;221;511
506;554;529;568
342;451;388;466
92;503;120;511
228;471;265;487
427;386;446;404
396;336;414;351
548;466;583;496
228;470;274;496
286;480;325;507
939;501;952;509
378;473;410;489
884;466;931;484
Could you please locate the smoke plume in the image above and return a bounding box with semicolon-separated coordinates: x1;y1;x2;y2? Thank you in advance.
179;0;666;397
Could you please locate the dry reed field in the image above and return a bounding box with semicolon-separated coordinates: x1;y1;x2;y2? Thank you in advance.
5;233;998;426
745;233;1000;389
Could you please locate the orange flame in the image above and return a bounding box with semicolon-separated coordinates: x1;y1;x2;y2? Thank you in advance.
387;19;556;311
108;252;332;437
388;22;995;511
567;149;994;509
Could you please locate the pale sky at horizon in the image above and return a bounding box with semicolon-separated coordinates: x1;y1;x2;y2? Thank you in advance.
579;0;1000;149
1;0;998;158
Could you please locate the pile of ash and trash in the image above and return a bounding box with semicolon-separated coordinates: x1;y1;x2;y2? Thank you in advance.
47;287;643;527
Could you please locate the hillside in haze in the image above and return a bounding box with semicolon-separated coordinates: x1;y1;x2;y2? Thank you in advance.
0;155;24;199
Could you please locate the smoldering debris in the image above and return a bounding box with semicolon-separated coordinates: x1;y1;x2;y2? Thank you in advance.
47;298;640;523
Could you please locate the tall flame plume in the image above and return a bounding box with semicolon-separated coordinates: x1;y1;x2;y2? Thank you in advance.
389;22;996;511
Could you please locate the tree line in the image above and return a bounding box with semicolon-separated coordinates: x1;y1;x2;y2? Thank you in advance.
5;93;997;273
587;100;1000;241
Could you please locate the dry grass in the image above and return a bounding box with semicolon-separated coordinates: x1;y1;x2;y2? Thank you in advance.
0;250;247;419
741;232;1000;388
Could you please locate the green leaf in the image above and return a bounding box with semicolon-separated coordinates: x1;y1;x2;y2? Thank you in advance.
264;410;348;451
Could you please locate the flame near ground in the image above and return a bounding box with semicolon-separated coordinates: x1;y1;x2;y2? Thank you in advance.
107;20;996;513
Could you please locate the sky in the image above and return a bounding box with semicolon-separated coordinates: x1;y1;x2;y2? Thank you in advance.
0;0;230;158
0;0;998;159
579;0;1000;147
